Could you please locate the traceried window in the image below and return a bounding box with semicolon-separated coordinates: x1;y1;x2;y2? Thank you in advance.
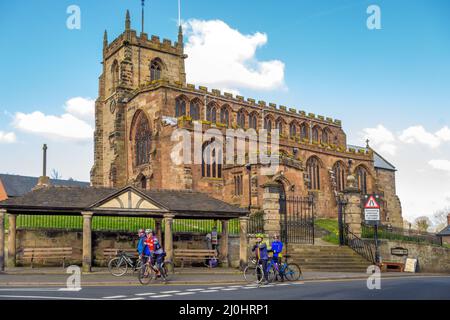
332;162;346;192
312;126;320;143
190;100;200;120
234;174;243;196
264;118;272;133
322;129;330;144
175;98;186;117
306;157;321;190
276;120;283;134
135;113;152;166
237;110;246;128
249;113;257;130
150;59;162;81
300;123;309;140
289;122;297;137
111;60;119;91
206;105;217;123
220;108;230;126
201;140;222;178
356;166;368;195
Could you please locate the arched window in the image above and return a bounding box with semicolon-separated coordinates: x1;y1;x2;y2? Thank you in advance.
220;108;230;126
289;122;297;137
206;104;217;123
175;97;186;117
249;113;258;130
276;120;283;133
111;60;119;91
312;126;320;143
322;129;330;144
234;174;243;196
135;113;152;166
300;123;309;140
264;117;272;133
306;157;321;190
190;100;200;120
356;166;368;194
237;110;246;128
150;59;162;81
201;140;222;178
333;162;346;192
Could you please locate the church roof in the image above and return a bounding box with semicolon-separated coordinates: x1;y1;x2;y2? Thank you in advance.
0;185;248;218
0;174;90;198
347;146;396;171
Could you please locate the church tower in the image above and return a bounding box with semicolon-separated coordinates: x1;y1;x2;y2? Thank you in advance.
91;10;187;187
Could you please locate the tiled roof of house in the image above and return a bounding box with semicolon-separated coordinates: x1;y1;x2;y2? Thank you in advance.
0;174;90;198
437;225;450;236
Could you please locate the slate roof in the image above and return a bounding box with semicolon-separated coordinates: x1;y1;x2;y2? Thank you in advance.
347;145;396;171
0;186;248;217
0;174;90;198
437;225;450;236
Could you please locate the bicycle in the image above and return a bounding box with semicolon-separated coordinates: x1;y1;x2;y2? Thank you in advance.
108;251;142;277
267;254;302;282
243;258;266;284
137;254;174;285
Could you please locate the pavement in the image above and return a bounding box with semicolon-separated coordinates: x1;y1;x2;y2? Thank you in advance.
0;266;447;287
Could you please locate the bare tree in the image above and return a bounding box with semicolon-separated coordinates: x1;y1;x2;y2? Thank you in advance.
432;206;450;232
50;169;62;180
414;216;431;233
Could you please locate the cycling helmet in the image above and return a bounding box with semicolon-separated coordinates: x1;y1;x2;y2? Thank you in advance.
145;228;153;235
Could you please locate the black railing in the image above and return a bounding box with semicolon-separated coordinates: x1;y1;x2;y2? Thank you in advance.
362;223;442;246
248;213;264;234
280;196;315;244
344;225;376;264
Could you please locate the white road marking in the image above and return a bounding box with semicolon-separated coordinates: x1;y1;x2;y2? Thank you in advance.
242;286;258;289
221;288;238;291
228;285;243;288
186;288;204;292
200;290;219;293
103;295;127;299
161;290;180;294
175;292;196;296
124;297;145;300
135;292;157;296
208;286;225;290
150;294;173;298
0;295;96;300
276;283;290;286
58;288;82;292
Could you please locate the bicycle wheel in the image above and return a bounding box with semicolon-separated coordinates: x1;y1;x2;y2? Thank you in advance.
137;264;154;285
267;265;277;283
285;263;302;281
133;259;143;274
108;257;128;277
163;261;175;279
243;265;264;284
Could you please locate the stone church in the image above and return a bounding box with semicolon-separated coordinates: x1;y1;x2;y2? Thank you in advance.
90;11;403;227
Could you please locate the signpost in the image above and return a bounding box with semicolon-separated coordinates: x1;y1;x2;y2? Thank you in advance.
364;194;381;264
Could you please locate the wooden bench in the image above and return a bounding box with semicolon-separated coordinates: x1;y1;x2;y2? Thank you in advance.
174;249;218;268
381;261;405;272
103;248;138;259
22;247;73;268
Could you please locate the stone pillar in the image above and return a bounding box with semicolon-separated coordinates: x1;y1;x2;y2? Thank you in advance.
219;220;229;267
262;182;281;237
7;214;17;267
239;216;249;269
164;214;175;262
82;212;93;273
344;175;362;237
155;218;163;246
0;210;5;272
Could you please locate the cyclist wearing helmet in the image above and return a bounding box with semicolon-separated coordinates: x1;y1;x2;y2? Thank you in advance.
270;234;284;281
252;233;270;285
137;228;150;258
145;229;166;280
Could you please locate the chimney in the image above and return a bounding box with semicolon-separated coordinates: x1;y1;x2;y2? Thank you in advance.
34;144;51;189
447;213;450;227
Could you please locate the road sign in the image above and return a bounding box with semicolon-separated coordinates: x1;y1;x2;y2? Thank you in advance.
364;194;380;224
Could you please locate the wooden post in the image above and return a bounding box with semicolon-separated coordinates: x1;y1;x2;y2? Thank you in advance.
164;214;175;262
220;220;229;267
0;210;6;272
239;216;249;269
82;212;93;273
7;214;17;267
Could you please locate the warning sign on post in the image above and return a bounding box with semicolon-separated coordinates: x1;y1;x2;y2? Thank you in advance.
364;195;380;224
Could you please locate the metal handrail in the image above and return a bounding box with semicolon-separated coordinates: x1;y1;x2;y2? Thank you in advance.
344;225;376;264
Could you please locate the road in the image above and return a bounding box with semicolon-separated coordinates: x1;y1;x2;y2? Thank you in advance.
0;275;449;300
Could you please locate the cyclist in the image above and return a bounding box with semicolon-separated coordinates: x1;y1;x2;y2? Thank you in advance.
270;234;284;281
137;228;150;262
252;233;269;285
145;229;166;280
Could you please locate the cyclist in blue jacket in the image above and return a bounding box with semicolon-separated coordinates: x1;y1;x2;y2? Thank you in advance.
270;234;284;281
137;229;150;259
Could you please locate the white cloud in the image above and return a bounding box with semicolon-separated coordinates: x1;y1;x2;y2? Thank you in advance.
359;124;397;156
429;159;450;173
0;131;16;143
398;125;448;148
184;19;285;92
12;97;95;141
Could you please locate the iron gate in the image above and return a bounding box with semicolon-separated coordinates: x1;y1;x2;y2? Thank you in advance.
279;195;315;244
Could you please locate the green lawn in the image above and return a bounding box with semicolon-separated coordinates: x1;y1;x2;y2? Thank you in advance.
315;218;339;244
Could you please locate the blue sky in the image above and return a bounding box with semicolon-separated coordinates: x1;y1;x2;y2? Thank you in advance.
0;0;449;223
